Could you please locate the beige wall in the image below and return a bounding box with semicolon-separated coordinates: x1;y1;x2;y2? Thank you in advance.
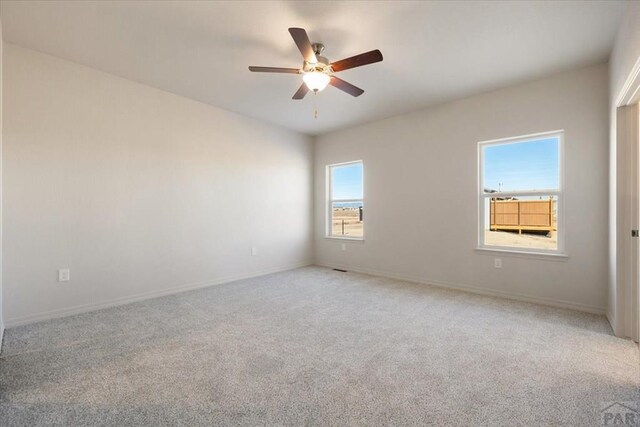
315;63;609;313
0;16;3;339
2;44;313;326
608;1;640;337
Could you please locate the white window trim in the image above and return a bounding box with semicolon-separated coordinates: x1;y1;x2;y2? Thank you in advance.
477;130;565;257
326;160;364;241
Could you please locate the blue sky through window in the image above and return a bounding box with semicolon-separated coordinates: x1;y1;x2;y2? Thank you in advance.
331;162;363;200
483;137;559;192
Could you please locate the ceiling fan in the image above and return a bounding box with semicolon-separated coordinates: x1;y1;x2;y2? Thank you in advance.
249;27;383;100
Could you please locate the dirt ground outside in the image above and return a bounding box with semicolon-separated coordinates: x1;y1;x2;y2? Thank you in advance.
331;208;363;237
485;230;557;250
329;208;556;247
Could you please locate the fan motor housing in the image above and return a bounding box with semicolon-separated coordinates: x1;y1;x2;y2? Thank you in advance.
304;43;331;72
316;55;330;66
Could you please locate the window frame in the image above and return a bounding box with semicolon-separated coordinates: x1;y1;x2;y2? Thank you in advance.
477;130;565;256
326;160;364;241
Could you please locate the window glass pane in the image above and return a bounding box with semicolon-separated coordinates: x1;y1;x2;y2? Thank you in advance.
331;201;363;238
331;163;363;200
483;137;559;193
483;195;557;250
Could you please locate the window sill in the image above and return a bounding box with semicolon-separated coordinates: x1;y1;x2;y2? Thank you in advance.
324;236;364;242
475;247;568;261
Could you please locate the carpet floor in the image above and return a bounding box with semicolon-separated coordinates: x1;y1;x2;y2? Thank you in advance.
0;266;638;426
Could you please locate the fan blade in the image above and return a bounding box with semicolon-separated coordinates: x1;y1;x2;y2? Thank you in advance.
288;28;317;64
292;83;309;100
330;76;364;97
330;50;383;72
248;66;300;74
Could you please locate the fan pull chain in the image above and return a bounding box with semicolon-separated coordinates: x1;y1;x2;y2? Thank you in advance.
313;91;318;119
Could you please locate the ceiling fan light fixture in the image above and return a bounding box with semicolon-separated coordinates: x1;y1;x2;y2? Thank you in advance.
303;71;330;92
249;28;382;100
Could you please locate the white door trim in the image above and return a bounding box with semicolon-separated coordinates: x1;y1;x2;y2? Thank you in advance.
614;52;640;341
616;55;640;107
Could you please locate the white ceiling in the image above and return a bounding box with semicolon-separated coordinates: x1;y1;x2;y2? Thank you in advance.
0;0;627;135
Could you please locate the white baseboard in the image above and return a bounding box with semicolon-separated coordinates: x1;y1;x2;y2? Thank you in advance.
317;262;607;315
4;261;313;328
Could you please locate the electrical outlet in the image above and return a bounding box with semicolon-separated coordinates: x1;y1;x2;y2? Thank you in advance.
251;247;257;256
494;258;502;269
58;268;70;282
341;243;347;251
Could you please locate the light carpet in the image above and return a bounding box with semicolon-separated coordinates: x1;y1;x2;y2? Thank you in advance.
0;266;638;426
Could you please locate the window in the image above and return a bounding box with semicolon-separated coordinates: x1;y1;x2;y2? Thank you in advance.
478;131;563;254
327;161;364;239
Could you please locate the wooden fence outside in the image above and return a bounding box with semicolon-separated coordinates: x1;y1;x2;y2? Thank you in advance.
490;198;556;234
